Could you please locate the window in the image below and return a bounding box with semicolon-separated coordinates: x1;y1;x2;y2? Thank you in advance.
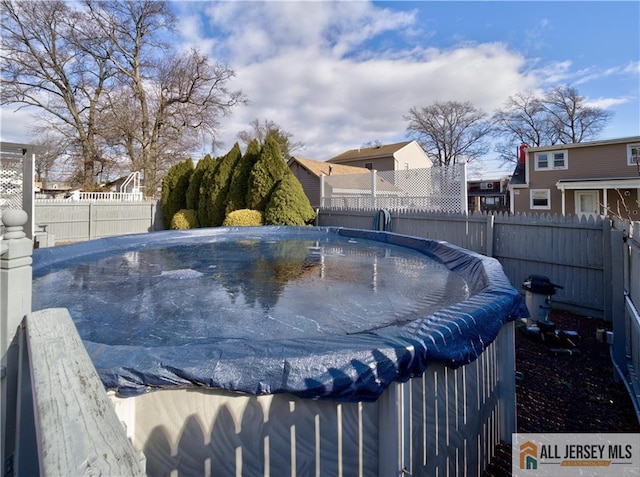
536;153;548;169
628;144;640;166
364;162;373;170
575;191;599;217
535;150;567;170
530;189;551;209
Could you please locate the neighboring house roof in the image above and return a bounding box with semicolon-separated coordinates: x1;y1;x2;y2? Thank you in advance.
326;141;413;164
288;157;399;193
527;136;640;153
510;162;527;186
556;177;640;191
288;156;367;177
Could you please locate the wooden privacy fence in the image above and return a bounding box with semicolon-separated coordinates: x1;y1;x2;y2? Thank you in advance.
317;207;640;421
318;208;615;318
616;220;640;419
34;200;162;243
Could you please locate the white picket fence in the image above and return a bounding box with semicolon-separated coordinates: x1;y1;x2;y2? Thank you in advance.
61;191;144;201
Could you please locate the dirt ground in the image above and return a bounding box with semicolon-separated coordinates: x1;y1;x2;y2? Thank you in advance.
485;309;640;476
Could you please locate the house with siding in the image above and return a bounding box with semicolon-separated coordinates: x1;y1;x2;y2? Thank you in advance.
467;178;510;213
288;156;405;209
288;157;368;208
325;140;432;171
509;136;640;220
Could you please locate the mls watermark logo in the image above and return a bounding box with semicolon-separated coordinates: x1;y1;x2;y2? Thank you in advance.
513;433;640;476
520;441;538;470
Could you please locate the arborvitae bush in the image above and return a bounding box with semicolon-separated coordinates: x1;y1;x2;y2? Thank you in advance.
170;209;199;229
197;155;221;227
246;137;288;211
222;209;264;226
207;143;242;227
160;159;194;229
264;172;316;225
186;154;215;211
226;139;260;215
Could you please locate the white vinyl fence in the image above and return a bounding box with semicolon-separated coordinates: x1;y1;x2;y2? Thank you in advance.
109;322;514;477
34;200;162;243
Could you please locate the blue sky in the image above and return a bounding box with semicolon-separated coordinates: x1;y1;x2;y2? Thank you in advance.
2;1;638;178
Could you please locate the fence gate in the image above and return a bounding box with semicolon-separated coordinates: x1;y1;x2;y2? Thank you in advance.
0;142;35;239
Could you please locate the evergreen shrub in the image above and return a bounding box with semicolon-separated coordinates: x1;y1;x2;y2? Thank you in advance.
264;173;316;225
222;209;264;226
160;159;194;229
170;209;199;229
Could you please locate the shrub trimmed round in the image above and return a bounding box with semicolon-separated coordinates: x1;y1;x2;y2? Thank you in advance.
170;209;199;230
222;209;264;226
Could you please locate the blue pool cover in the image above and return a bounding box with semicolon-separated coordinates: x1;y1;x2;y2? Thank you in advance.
32;227;529;401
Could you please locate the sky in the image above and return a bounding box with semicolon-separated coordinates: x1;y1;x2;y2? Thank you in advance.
1;1;639;179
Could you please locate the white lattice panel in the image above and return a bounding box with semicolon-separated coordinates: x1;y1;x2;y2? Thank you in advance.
322;165;465;212
1;157;23;211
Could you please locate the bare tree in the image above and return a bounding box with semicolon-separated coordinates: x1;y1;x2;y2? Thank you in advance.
542;85;613;144
492;91;556;163
1;0;245;196
492;86;614;163
85;0;245;197
32;132;68;184
405;101;494;166
237;118;303;159
1;0;115;187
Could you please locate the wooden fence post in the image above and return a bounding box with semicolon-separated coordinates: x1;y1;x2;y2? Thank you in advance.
486;213;495;257
603;218;613;322
1;209;33;475
611;228;626;380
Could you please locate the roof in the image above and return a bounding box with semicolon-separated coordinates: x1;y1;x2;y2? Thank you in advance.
527;136;640;152
556;177;640;190
510;162;527;186
289;156;368;178
326;141;412;164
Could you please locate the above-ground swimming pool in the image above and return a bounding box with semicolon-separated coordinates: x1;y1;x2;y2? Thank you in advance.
32;226;528;401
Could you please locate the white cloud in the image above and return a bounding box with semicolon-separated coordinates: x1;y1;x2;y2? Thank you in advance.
4;1;636;176
586;96;631;110
187;1;543;161
0;107;40;144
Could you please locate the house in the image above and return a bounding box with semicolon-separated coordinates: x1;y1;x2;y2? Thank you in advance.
467;178;510;213
288;157;370;208
326;140;432;171
35;181;73;199
509;136;640;220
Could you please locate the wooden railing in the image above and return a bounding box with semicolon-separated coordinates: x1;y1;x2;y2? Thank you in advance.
16;309;145;475
1;210;144;476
